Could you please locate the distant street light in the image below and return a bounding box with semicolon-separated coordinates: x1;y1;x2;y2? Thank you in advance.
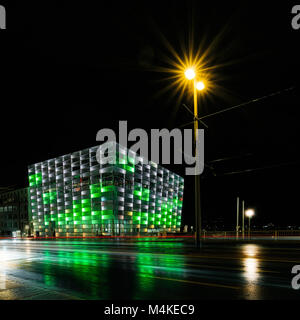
245;209;254;218
245;209;255;238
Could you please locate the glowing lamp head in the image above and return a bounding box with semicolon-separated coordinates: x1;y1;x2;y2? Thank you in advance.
245;209;255;218
185;68;196;80
196;81;205;91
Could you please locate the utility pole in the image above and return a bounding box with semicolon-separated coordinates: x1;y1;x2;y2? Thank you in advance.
242;200;245;239
194;79;202;248
236;197;239;239
248;215;251;239
183;68;205;248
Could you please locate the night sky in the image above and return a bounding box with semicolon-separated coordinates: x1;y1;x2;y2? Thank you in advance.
1;1;299;228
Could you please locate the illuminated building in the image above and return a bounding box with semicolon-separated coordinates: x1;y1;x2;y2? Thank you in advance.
28;142;184;237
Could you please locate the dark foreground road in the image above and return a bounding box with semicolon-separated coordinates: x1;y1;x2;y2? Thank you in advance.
0;238;299;300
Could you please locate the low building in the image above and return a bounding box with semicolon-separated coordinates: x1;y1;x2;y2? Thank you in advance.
28;142;184;237
0;187;30;236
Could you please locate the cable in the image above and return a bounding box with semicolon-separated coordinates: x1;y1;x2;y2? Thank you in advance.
216;160;300;176
209;153;253;164
199;86;295;120
182;104;209;128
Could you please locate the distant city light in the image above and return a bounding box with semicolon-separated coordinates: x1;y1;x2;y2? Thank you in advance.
245;209;255;218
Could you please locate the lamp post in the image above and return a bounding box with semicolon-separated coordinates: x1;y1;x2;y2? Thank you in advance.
236;197;239;239
242;200;245;239
184;67;205;248
245;209;255;239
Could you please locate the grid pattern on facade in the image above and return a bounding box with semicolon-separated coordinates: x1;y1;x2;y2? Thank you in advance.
28;143;184;237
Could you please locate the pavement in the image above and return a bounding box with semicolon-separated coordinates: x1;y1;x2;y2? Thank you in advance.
0;238;300;299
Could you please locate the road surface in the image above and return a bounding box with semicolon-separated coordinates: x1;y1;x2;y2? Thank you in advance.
0;238;299;299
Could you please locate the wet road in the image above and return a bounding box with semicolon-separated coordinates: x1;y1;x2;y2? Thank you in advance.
0;238;300;299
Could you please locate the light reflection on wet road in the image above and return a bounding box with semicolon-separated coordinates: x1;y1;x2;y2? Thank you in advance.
0;239;299;299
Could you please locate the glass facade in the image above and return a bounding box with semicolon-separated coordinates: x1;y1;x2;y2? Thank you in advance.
28;143;184;237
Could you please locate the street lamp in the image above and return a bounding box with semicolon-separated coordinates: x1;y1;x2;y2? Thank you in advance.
184;67;206;248
185;68;196;80
245;209;255;238
196;81;205;91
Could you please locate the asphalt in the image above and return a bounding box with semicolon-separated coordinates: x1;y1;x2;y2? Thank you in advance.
0;238;300;300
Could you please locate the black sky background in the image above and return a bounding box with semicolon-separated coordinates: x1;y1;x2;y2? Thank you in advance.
0;1;300;228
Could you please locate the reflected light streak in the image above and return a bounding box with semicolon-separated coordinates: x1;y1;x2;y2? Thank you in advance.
0;270;6;290
242;244;260;283
244;258;259;282
243;244;257;257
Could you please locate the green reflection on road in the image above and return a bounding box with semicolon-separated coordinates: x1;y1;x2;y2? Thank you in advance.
29;240;188;299
133;241;186;299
